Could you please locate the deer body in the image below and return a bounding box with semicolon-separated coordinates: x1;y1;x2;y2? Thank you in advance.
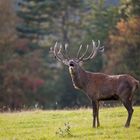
69;65;139;101
52;40;139;128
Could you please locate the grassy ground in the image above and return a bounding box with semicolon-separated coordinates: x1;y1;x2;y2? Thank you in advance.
0;107;140;140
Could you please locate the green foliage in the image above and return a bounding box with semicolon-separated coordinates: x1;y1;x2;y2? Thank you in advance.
16;0;49;41
85;0;119;41
0;107;140;139
120;0;140;18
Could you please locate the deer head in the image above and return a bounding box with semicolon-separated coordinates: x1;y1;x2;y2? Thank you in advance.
51;40;104;74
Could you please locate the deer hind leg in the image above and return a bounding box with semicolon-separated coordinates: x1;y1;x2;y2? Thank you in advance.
92;101;100;128
118;82;134;127
122;99;134;128
119;92;134;127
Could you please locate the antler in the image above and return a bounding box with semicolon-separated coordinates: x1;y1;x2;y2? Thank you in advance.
51;40;104;64
77;40;104;62
52;42;69;65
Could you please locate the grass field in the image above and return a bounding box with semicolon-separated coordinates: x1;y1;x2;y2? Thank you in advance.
0;107;140;140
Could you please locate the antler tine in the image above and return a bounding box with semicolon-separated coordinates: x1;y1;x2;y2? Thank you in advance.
99;46;104;52
81;40;96;61
64;43;68;52
54;42;65;62
50;46;53;54
97;40;104;52
81;40;104;61
90;40;100;59
78;45;89;61
64;43;70;59
97;40;103;52
58;43;62;53
77;44;83;58
53;42;69;65
90;40;103;59
98;40;104;52
53;42;62;62
60;43;70;60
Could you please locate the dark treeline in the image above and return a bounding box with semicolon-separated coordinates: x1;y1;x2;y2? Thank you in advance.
0;0;140;111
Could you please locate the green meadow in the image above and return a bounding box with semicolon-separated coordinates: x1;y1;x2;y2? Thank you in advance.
0;107;140;140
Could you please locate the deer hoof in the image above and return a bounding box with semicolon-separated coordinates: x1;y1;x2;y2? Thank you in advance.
125;124;130;128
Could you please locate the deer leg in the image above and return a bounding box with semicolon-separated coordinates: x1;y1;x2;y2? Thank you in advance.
92;101;98;128
122;99;134;128
96;101;100;127
118;83;134;127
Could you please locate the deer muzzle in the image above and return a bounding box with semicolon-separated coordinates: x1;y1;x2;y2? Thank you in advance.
69;61;75;67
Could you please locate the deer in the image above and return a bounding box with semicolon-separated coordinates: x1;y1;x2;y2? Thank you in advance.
51;40;139;128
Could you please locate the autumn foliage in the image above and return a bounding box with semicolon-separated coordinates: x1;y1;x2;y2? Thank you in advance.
106;16;140;75
110;17;140;46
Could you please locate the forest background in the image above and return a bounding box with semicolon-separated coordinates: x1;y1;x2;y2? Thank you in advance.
0;0;140;110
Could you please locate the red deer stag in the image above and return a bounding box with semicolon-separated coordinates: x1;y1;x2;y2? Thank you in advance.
51;40;139;128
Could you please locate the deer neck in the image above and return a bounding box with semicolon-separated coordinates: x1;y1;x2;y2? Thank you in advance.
69;67;87;90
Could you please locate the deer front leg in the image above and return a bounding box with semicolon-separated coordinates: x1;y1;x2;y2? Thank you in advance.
92;100;98;128
96;101;100;127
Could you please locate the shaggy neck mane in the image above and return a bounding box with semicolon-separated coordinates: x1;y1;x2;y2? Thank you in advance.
70;67;87;90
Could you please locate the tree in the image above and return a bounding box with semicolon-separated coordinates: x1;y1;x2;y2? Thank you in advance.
77;0;119;74
0;0;47;111
106;0;140;75
0;0;17;64
105;0;140;104
16;0;50;48
119;0;140;18
0;0;18;110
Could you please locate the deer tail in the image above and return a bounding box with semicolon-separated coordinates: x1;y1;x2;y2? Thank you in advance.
132;80;139;92
129;80;139;100
135;80;139;90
